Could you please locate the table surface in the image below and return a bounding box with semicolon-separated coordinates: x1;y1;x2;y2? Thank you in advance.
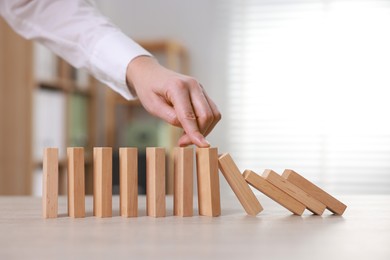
0;194;389;260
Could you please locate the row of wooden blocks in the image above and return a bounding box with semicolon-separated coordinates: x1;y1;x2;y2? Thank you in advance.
42;147;347;218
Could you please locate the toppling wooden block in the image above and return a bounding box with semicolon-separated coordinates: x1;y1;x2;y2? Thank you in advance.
119;147;138;217
42;148;59;218
146;147;166;217
218;153;263;216
174;147;194;217
282;169;347;215
67;147;85;218
263;170;326;215
196;148;221;217
243;170;305;215
93;147;112;218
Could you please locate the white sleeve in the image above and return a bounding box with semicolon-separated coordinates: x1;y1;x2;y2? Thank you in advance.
0;0;151;100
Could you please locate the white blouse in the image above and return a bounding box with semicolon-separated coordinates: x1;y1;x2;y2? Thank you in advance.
0;0;151;100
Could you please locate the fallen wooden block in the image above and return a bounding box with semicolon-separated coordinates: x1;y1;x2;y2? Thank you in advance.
119;147;138;217
174;147;194;217
282;169;347;215
42;148;59;219
93;147;112;218
218;153;263;216
196;147;221;217
67;147;85;218
263;170;326;215
243;170;305;215
146;147;166;217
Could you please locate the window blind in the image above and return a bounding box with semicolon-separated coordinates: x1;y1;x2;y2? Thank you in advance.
226;0;390;194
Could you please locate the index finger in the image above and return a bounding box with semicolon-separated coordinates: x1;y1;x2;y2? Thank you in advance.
169;86;210;147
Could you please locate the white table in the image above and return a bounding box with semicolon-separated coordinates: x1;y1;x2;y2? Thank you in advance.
0;195;389;260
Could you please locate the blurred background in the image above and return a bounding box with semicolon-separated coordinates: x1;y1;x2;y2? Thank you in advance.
1;0;390;197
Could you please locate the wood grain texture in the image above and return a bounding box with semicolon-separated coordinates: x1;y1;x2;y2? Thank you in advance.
243;170;305;215
67;147;85;218
119;148;138;217
93;147;112;218
282;169;347;215
174;147;193;217
218;153;263;216
42;148;58;218
196;148;221;217
263;169;326;215
146;147;166;217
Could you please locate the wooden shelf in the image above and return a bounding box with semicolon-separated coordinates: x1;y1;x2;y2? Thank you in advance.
37;80;92;96
0;18;33;195
32;57;97;195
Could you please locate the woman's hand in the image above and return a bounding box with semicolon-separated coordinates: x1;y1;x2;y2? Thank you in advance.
126;56;221;147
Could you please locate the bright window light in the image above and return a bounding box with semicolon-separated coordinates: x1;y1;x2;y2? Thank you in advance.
227;0;390;194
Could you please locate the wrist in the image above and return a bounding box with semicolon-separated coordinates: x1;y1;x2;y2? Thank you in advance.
126;55;158;95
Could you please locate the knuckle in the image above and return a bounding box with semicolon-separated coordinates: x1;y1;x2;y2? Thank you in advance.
167;78;187;91
198;111;214;124
164;77;202;99
215;112;222;122
164;79;185;100
185;77;199;88
183;111;197;120
167;114;180;126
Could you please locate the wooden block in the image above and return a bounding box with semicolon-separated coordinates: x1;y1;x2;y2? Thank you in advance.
196;147;221;217
67;147;85;218
174;147;193;217
119;147;138;217
282;169;347;215
42;148;59;218
146;147;166;217
93;147;112;218
218;153;263;216
243;170;305;215
263;170;326;215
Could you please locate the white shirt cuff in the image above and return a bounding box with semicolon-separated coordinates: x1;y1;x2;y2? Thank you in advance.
89;31;151;100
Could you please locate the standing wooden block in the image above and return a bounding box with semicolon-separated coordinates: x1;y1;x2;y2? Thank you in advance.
93;147;112;218
146;147;166;217
174;147;193;217
263;170;326;215
119;147;138;217
218;153;263;216
42;148;59;218
282;169;347;215
243;170;305;215
196;147;221;217
67;147;85;218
